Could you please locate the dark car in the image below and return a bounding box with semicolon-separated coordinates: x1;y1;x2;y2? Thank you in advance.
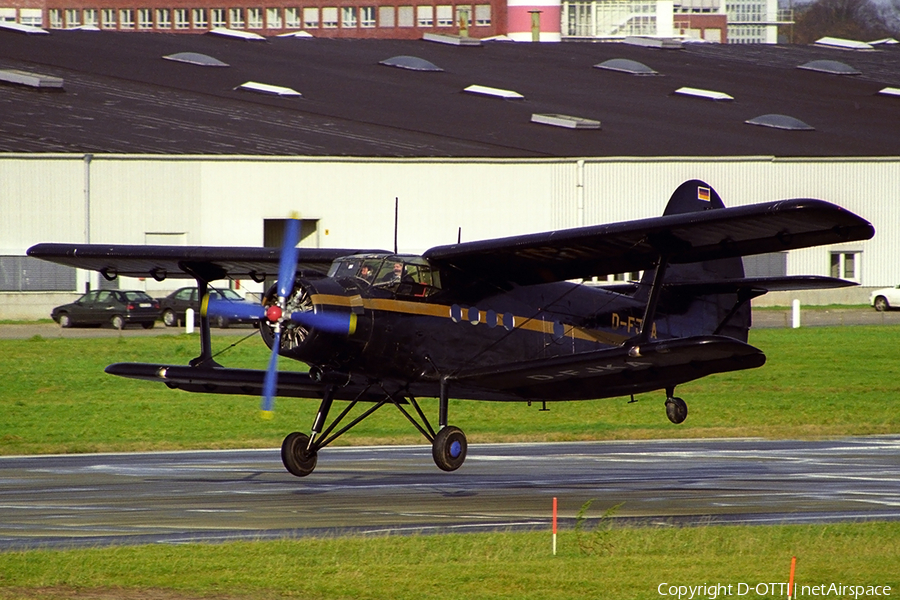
159;287;258;328
51;290;160;329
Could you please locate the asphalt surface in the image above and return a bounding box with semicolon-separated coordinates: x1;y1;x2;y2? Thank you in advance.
2;437;900;550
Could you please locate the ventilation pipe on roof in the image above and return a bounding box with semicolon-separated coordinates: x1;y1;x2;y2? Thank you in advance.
507;0;561;42
577;159;585;228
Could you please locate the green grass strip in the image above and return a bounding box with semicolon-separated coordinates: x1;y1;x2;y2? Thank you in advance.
2;326;899;455
1;522;898;599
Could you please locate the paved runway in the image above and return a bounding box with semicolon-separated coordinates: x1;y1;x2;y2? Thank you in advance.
2;437;899;550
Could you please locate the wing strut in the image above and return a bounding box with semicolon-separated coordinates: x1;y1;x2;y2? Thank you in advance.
636;254;669;345
187;278;220;368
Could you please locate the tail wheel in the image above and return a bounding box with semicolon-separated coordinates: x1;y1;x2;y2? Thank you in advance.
281;432;318;477
665;397;688;424
432;426;467;472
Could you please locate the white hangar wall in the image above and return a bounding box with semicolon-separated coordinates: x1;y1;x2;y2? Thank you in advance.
2;154;897;319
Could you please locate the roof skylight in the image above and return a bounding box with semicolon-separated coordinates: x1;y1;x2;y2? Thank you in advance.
814;36;874;50
463;84;524;100
209;27;266;41
531;113;601;130
379;56;443;72
236;81;301;97
0;21;49;34
878;87;900;97
0;68;63;89
674;87;733;101
163;52;229;67
423;32;482;46
594;58;658;76
798;60;861;75
277;31;314;37
745;114;814;131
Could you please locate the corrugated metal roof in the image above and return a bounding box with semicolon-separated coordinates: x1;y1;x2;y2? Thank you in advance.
1;30;899;157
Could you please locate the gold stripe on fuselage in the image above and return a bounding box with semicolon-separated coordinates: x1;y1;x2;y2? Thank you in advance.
310;294;630;347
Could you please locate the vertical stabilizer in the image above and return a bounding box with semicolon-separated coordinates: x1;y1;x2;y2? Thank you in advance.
636;180;749;341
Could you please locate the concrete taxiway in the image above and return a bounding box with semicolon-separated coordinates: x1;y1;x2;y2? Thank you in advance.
2;437;899;550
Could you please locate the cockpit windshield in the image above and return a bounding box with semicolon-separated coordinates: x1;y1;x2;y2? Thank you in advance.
328;255;442;297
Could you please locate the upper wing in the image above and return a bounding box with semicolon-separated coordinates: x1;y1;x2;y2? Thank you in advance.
423;199;874;286
26;244;388;282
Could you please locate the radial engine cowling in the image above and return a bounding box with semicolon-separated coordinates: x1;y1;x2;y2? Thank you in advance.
258;277;369;369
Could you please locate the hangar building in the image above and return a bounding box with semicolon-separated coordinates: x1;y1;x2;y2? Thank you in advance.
1;29;898;319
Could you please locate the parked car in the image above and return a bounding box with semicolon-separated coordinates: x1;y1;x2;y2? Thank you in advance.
51;290;160;329
870;285;900;311
159;287;258;328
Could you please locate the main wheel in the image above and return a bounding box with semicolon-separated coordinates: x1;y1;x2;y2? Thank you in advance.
665;397;688;424
162;309;178;327
111;315;126;330
281;431;318;477
874;296;890;312
432;426;467;472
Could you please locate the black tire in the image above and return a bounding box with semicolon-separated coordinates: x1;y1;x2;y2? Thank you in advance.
281;432;318;477
665;397;688;424
162;309;178;327
58;313;72;328
215;315;229;329
141;321;155;329
432;426;467;472
111;315;126;330
874;296;889;312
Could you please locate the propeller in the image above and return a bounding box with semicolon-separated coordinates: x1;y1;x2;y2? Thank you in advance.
202;216;355;418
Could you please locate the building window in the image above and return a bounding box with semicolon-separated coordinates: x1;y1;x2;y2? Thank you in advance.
303;7;319;27
49;8;62;28
211;8;226;27
416;5;433;26
267;7;282;28
322;7;338;27
285;7;300;28
156;8;171;28
360;6;376;27
119;9;134;28
436;5;452;26
0;257;76;292
474;4;490;25
83;8;97;26
101;8;116;27
398;5;414;26
65;9;80;27
341;6;357;27
456;5;471;28
20;8;43;26
247;7;263;28
229;7;244;28
192;8;208;28
0;8;16;22
174;8;189;28
137;8;152;28
830;252;860;281
379;5;395;26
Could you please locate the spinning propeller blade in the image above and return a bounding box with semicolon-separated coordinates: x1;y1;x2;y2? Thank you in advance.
260;215;302;418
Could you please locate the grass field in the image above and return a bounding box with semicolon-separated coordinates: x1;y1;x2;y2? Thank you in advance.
1;325;899;598
1;325;899;455
0;522;898;600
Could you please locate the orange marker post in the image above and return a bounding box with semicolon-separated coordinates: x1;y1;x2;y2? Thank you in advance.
787;556;797;599
552;497;558;556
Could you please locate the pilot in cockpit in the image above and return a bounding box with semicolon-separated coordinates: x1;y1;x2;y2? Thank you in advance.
378;261;404;285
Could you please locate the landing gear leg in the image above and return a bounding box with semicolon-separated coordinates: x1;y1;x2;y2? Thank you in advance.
280;385;336;477
432;378;467;472
665;386;688;424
